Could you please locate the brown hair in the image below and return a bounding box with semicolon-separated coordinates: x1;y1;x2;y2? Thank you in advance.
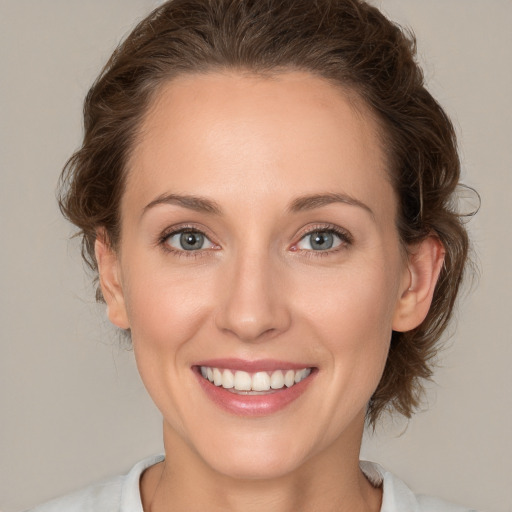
59;0;474;426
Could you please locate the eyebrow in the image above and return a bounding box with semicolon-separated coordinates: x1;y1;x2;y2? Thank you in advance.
288;193;375;220
142;191;374;219
142;193;223;216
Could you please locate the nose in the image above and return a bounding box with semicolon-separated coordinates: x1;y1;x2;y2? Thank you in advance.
215;250;292;342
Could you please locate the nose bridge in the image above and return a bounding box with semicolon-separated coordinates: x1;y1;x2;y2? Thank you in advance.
216;243;291;341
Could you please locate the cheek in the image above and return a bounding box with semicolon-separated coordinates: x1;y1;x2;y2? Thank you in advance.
123;262;217;348
300;262;399;338
295;259;400;385
121;262;221;431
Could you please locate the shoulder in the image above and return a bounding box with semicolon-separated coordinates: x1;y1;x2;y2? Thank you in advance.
360;461;478;512
25;455;165;512
416;494;478;512
25;476;124;512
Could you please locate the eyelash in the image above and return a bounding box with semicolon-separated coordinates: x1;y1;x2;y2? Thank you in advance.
157;223;353;258
291;223;353;257
158;224;217;259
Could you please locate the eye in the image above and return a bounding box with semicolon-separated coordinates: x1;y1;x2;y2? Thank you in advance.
164;229;216;251
296;229;345;251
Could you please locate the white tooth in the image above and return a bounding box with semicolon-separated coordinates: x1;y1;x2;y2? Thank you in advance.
294;368;311;383
221;369;234;389
252;371;271;391
213;368;223;386
295;368;307;383
270;370;285;389
200;366;208;379
234;371;252;391
284;369;295;387
206;367;214;382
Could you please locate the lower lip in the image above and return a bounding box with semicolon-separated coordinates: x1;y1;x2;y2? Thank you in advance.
194;368;316;417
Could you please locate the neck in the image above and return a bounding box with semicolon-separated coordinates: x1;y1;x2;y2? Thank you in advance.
141;416;381;512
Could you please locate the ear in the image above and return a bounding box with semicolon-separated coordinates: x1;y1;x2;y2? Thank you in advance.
95;229;130;330
392;236;445;332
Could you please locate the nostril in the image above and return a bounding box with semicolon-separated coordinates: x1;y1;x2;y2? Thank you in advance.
218;321;280;343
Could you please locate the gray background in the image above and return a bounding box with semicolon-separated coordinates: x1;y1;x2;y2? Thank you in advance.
1;1;511;511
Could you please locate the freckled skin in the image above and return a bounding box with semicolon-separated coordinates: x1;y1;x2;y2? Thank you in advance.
96;71;438;511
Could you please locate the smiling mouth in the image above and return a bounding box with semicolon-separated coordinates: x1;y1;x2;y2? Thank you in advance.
199;366;312;394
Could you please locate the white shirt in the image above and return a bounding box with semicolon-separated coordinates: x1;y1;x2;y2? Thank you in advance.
27;454;476;512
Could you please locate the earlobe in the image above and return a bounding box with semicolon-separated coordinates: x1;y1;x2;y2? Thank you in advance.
94;229;130;330
392;236;445;332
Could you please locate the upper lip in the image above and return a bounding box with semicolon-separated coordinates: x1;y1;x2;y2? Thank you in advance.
193;358;314;372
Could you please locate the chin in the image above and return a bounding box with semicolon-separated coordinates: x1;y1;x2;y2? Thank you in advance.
203;446;308;481
185;420;331;481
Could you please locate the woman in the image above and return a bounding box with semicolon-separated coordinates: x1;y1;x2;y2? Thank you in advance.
29;0;476;510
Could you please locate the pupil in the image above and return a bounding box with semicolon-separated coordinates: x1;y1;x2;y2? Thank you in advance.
311;231;333;250
180;232;204;250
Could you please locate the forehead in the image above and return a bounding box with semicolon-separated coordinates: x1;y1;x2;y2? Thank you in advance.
125;71;395;220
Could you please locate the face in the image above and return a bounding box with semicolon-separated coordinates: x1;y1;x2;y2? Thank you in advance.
99;71;420;479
